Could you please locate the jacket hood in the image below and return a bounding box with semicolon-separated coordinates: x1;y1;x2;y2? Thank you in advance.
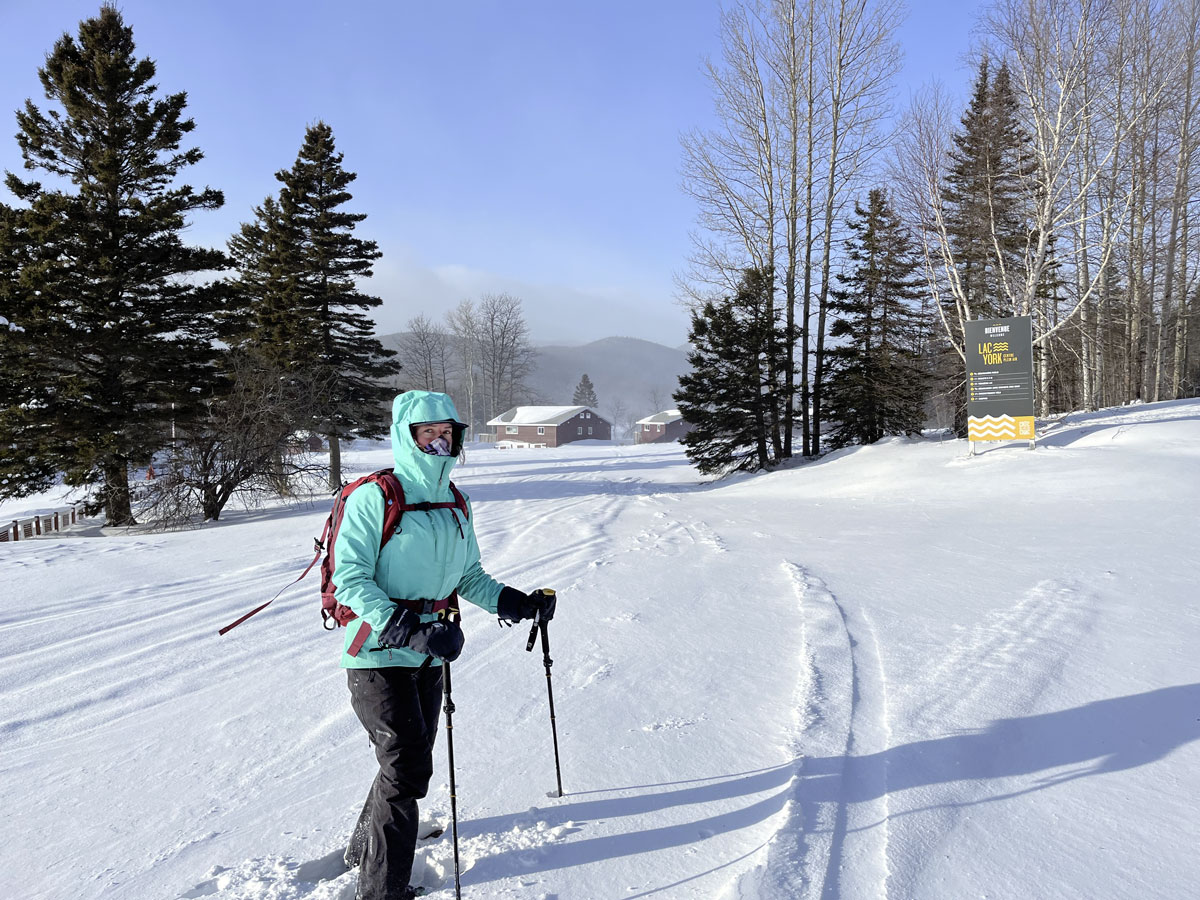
390;391;467;500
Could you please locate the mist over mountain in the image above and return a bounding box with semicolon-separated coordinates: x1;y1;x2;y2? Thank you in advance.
528;337;688;415
378;333;690;433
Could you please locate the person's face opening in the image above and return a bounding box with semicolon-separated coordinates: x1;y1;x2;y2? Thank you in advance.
413;422;454;450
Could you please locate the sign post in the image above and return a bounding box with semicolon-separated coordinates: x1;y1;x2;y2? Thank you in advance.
965;316;1035;450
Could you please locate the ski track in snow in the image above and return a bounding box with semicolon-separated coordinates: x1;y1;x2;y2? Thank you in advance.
880;580;1098;899
743;563;891;900
6;405;1197;900
904;580;1096;732
152;449;801;900
744;571;1097;900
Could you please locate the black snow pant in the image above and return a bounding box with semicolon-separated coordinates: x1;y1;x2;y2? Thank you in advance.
345;664;443;900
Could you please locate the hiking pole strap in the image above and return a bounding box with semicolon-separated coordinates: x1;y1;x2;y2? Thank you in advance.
525;610;540;652
218;534;327;636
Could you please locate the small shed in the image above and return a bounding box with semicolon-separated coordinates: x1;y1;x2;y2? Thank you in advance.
635;410;693;444
488;406;612;448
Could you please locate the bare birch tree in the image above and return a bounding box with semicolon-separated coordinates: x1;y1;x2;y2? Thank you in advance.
680;0;900;458
680;2;784;457
807;0;902;453
763;0;823;456
983;0;1177;410
1160;0;1199;399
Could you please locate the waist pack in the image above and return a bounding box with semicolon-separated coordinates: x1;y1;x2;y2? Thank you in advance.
219;468;469;656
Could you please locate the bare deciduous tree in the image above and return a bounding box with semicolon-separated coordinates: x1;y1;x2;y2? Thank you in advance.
477;293;534;422
808;0;903;453
894;0;1179;417
138;354;330;527
1161;0;1199;400
681;2;785;457
445;299;481;433
396;314;453;393
680;0;901;458
606;397;630;441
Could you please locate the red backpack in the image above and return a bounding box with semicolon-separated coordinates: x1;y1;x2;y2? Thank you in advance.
219;468;469;656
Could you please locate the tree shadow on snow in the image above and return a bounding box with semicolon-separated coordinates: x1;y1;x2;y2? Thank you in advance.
800;683;1200;810
792;684;1200;899
458;688;1200;890
461;763;794;885
1030;412;1200;450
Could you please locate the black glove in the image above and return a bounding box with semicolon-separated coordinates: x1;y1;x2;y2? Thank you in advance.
497;586;557;625
378;608;465;662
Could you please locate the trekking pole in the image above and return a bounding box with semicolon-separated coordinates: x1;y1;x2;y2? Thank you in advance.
441;661;462;900
525;597;564;798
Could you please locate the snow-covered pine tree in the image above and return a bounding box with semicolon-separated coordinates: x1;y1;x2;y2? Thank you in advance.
675;268;789;475
0;7;226;525
228;123;399;488
824;188;930;448
572;374;599;407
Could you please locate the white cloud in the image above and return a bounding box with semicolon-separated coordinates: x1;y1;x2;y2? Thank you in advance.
369;247;689;347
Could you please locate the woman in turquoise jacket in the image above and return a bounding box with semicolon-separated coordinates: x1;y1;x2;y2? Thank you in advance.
337;391;555;900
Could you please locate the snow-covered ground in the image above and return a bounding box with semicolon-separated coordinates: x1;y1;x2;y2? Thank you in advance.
3;399;1198;900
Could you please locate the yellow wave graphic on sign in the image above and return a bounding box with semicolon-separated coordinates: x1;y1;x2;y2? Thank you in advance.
968;415;1035;441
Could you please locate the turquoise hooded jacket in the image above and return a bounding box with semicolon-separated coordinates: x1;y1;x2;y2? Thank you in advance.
332;391;504;667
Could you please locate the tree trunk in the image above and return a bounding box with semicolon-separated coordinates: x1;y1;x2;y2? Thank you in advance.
1165;8;1196;399
202;485;223;522
328;431;342;491
754;355;771;470
1075;88;1094;414
1081;296;1095;412
801;0;817;457
1171;215;1190;398
779;0;804;460
813;110;838;456
103;459;136;527
1145;106;1164;400
1128;127;1147;400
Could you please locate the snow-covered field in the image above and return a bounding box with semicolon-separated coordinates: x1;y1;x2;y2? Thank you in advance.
3;399;1198;900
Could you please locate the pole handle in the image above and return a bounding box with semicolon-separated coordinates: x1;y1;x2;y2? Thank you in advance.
524;589;555;652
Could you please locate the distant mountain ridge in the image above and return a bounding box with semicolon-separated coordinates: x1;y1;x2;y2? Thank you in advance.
529;336;689;414
378;333;690;429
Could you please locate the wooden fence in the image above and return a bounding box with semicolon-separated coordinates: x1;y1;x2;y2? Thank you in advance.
0;506;80;542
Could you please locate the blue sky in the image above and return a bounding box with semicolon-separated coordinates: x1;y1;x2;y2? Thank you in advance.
0;0;982;346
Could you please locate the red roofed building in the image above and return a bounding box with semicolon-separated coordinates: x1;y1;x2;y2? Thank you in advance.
487;406;612;448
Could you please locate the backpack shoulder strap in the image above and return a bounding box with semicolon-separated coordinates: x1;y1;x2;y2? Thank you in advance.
449;481;469;520
365;469;407;550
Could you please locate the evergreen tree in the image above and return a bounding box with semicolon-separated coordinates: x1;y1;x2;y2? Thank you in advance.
572;373;599;407
674;268;789;475
0;7;225;525
941;58;1035;321
824;189;931;448
225;195;307;356
937;57;1035;435
0;204;59;495
228;123;399;488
